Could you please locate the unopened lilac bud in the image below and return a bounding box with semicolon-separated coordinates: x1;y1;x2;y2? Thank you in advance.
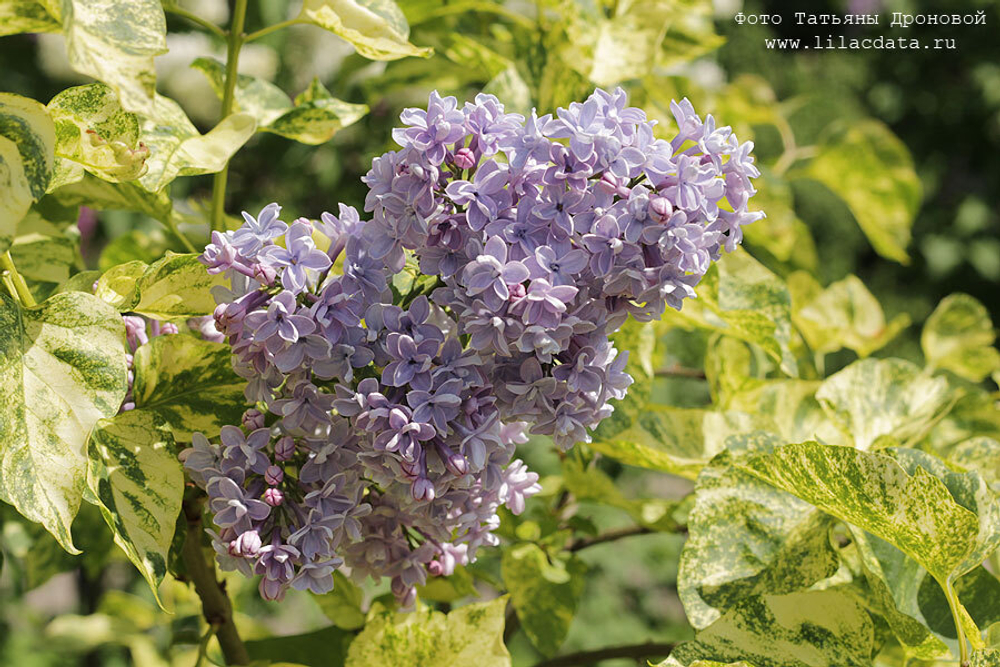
274;436;295;461
123;315;147;350
452;147;476;170
427;560;444;577
391;576;417;609
242;408;265;431
232;530;262;557
260;576;286;601
160;322;180;335
253;262;277;285
650;196;672;221
412;477;435;501
264;465;284;486
508;282;526;301
264;487;284;506
437;442;468;476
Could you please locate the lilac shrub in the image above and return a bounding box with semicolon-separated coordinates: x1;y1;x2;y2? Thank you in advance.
183;87;762;605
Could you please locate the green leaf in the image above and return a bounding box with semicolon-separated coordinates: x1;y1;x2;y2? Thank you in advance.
131;253;228;320
10;226;78;286
972;648;1000;666
948;437;1000;490
131;334;246;441
735;442;997;586
814;358;954;450
417;565;478;603
918;566;1000;642
803;120;921;263
667;590;875;667
0;291;128;552
298;0;433;61
245;626;353;667
663;249;797;376
0;92;56;249
94;260;147;311
501;543;586;656
922;294;1000;382
139;94;256;192
790;273;910;358
47;83;147;183
0;0;60;35
561;457;681;532
740;171;817;272
192;59;369;146
569;0;675;86
61;0;167;115
87;410;183;606
49;172;172;222
312;571;366;630
726;379;848;447
678;454;839;630
345;597;510;667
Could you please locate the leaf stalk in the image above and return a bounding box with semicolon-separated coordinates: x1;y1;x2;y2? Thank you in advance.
0;251;36;307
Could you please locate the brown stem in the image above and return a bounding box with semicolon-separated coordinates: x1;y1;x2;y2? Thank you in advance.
532;642;677;667
182;498;250;665
568;525;657;552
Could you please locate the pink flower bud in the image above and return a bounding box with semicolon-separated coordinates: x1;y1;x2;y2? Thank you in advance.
508;282;527;300
412;477;435;502
264;487;284;507
274;436;295;461
452;147;477;170
264;465;284;486
159;322;179;335
650;196;672;221
253;263;277;285
242;408;265;431
427;560;444;577
232;530;262;557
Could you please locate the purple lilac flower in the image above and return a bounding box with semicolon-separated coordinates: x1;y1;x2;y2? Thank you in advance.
264;222;332;293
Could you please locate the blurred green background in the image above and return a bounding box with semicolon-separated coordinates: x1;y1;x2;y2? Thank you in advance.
1;0;996;664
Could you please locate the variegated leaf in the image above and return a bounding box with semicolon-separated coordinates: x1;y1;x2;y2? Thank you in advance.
501;543;587;657
50;171;172;222
62;0;167;115
678;453;839;630
667;590;874;667
47;83;147;183
139;95;255;192
0;291;128;552
0;0;60;35
87;409;182;606
94;260;147;311
132;253;228;320
192;59;369;146
922;294;1000;383
131;334;246;441
790;273;910;358
345;597;510;667
298;0;433;61
815;358;954;450
0;92;55;250
726;379;848;446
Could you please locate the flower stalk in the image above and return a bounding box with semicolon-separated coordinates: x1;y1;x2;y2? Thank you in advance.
0;250;36;307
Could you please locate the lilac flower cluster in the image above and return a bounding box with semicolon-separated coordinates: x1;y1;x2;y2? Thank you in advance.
184;88;761;605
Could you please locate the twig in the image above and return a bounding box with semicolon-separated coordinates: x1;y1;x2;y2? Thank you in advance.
568;525;656;552
244;18;301;43
0;251;36;307
532;642;677;667
163;4;226;39
182;498;250;665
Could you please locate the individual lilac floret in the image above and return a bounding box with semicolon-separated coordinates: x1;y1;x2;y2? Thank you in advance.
231;203;287;257
264;222;332;293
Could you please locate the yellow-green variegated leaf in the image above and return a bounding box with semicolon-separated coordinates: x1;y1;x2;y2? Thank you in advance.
972;649;1000;666
192;59;369;146
313;571;366;630
0;135;34;252
577;0;675;86
94;259;147;311
561;457;681;532
790;273;910;358
47;83;147;182
298;0;433;61
265;79;368;145
131;334;246;441
736;442;997;587
668;590;875;667
345;597;510;667
815;358;954;451
139;95;255;192
50;172;172;222
804;120;921;264
678;454;839;630
922;294;1000;383
663;249;797;376
61;0;167;115
0;291;128;552
87;410;182;605
131;253;227;320
0;92;56;249
726;379;848;447
10;228;77;285
501;543;587;657
0;0;59;35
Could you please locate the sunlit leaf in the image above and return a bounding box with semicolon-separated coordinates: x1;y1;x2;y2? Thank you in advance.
417;565;478;603
50;172;173;222
298;0;433;61
0;291;128;552
922;294;1000;382
0;0;59;35
131;253;228;320
345;597;510;666
0;92;55;250
313;571;366;630
87;410;183;606
62;0;167;115
139;94;255;192
815;358;953;450
47;83;147;182
803;120;921;263
94;259;146;311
